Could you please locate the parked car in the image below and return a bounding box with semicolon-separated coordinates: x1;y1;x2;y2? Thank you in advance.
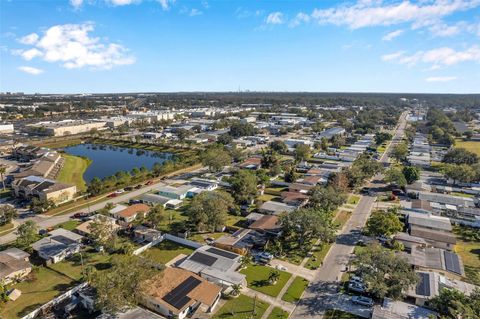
107;193;118;198
129;199;143;205
115;189;125;195
276;265;288;271
350;276;363;284
72;212;88;219
135;185;142;189
348;282;366;293
145;180;154;186
124;187;133;191
352;296;373;307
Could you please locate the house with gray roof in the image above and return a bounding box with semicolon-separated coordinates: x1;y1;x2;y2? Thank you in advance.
32;228;83;264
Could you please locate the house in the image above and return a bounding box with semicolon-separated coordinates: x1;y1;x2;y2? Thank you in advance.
0;248;32;284
393;232;427;251
75;215;120;237
32;228;83;264
214;229;266;255
96;307;165;319
259;201;296;215
239;157;262;170
188;179;218;191
248;214;282;236
407;212;452;233
140;193;183;209
13;151;62;179
407;271;477;306
398;246;465;278
156;185;195;200
409;226;457;251
133;225;162;243
317;127;345;139
12;176;77;205
288;183;314;194
280;191;309;206
406;211;456;250
142;267;222;319
371;299;438;319
116;203;150;224
177;245;247;288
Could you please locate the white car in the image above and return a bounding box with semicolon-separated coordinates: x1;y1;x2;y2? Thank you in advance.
276;265;288;271
352;296;373;307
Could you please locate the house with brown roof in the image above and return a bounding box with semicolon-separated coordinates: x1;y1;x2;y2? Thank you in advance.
239;157;262;170
12;176;76;205
142;267;222;319
281;191;309;206
116;203;150;225
0;248;32;284
248;215;282;236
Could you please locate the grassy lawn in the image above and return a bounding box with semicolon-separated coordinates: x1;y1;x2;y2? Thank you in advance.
142;240;194;264
189;232;225;243
225;214;247;228
257;194;279;202
0;222;14;233
455;239;480;285
55;220;81;231
451;192;475;198
57;154;91;192
267;307;289;319
347;195;360;205
281;276;309;303
156;209;188;232
213;294;269;319
455;139;480;156
35;138;84;149
240;265;292;297
334;210;352;229
48;249;112;281
305;243;332;270
324;309;361;319
264;186;287;196
1;267;75;319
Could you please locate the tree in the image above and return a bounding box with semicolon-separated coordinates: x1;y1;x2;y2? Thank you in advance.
230;170;258;204
443;148;478;165
294;144;311;161
284;165;299;183
0;165;6;192
402;166;420;184
365;208;403;237
270;140;288;154
90;255;160;314
88;215;117;251
188;191;235;232
217;133;233;145
30;198;54;214
385;167;407;187
353;244;418;300
88;177;104;196
229;122;256;138
442;164;477;184
429;287;480;319
310;121;325;133
308;186;347;213
280;208;337;247
16;220;37;248
375;132;392;145
202;145;232;173
230;283;241;296
146;205;165;229
260;148;279;170
391;142;409;162
0;205;17;225
176;128;192;141
268;270;280;285
327;172;350;193
346;154;384;189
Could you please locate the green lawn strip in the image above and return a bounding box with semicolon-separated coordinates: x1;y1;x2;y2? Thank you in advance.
267;307;289;319
281;276;309;303
213;294;269;319
142;240;194;264
225;214;247;228
240;265;292;297
450;192;475;198
334;210;352;229
1;267;75;319
57;154;91;192
189;232;225;243
324;309;361;319
347;195;360;205
257;194;279;202
55;220;81;231
305;243;332;270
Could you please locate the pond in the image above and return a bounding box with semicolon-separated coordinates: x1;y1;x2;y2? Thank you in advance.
63;143;174;182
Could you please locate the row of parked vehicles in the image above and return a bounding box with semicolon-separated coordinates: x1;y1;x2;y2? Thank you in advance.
348;275;374;307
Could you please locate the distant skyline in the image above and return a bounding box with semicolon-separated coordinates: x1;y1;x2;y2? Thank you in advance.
1;0;480;94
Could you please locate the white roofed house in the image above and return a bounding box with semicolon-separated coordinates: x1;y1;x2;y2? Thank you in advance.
0;248;32;284
32;228;83;264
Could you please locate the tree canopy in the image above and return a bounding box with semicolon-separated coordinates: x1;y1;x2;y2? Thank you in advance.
442;148;478;165
188;191;235;232
229;169;258;204
365;208;403;237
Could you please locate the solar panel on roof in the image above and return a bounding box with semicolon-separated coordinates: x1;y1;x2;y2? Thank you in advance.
162;276;201;309
415;273;431;296
444;251;462;275
190;252;217;266
206;247;237;259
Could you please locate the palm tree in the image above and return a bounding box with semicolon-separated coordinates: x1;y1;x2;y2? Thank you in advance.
230;284;241;297
268;270;280;285
0;165;6;192
239;253;251;269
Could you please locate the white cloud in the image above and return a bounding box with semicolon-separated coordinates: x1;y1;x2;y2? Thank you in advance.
15;23;135;70
266;12;284;25
308;0;480;29
70;0;83;9
428;22;463;37
18;66;44;75
425;76;457;82
290;12;311;27
18;33;39;45
106;0;138;5
382;45;480;68
189;8;202;16
157;0;175;10
382;29;404;41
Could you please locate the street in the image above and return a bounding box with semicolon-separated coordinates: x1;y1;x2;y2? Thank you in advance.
291;111;408;319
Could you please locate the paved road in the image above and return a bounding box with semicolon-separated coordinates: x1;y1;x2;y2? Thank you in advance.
0;167;207;245
291;111;408;319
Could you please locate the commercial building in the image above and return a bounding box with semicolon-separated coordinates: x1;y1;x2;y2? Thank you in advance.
25;120;107;136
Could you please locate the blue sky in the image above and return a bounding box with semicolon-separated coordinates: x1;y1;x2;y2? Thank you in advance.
1;0;479;94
